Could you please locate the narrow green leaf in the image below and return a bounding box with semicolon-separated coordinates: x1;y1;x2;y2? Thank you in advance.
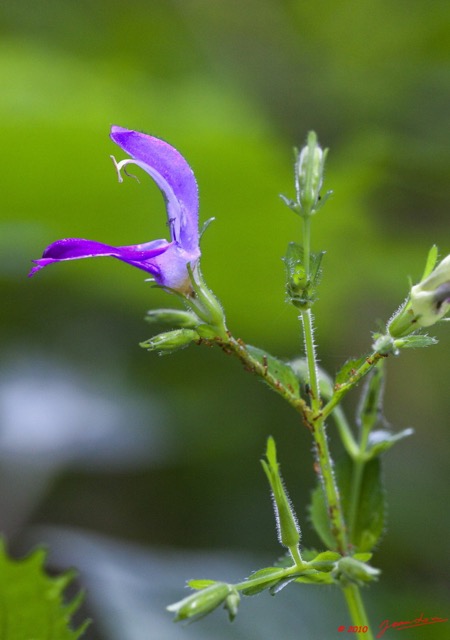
241;568;285;595
309;551;341;572
356;365;384;431
0;541;88;639
187;579;217;590
269;577;296;594
394;334;438;349
247;345;300;397
309;485;336;550
343;456;386;552
294;571;335;585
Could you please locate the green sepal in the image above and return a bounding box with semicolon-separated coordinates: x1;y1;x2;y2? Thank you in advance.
366;428;414;459
310;454;386;552
246;345;300;397
0;541;89;639
283;242;325;309
420;244;439;281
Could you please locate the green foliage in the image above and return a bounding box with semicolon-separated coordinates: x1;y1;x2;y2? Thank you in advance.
335;356;367;387
246;345;301;397
0;541;88;639
240;568;286;595
394;334;438;349
310;455;386;552
356;364;384;431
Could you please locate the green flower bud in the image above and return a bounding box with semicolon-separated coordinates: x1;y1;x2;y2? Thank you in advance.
145;309;199;328
224;590;240;621
388;248;450;337
167;582;231;622
261;437;301;553
410;255;450;327
295;131;328;215
140;328;199;354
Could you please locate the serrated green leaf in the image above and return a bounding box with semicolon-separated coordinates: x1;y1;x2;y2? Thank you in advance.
335;356;367;387
247;345;300;397
309;454;386;552
367;428;414;458
0;540;88;639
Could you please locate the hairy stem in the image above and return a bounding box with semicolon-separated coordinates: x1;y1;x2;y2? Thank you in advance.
321;351;387;421
221;334;309;417
301;308;348;554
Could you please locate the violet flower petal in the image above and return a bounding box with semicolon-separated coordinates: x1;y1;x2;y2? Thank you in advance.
29;127;201;292
110;126;199;255
29;238;171;278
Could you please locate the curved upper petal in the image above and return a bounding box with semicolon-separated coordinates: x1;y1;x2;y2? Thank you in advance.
110;126;199;254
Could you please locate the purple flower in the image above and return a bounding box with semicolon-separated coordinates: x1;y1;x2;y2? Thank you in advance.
29;126;201;293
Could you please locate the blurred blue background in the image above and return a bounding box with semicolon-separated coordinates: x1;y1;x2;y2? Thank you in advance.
0;1;449;638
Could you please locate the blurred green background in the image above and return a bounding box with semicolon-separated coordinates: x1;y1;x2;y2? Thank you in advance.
1;1;449;638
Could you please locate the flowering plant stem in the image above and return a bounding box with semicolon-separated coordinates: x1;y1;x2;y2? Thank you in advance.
300;214;372;639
